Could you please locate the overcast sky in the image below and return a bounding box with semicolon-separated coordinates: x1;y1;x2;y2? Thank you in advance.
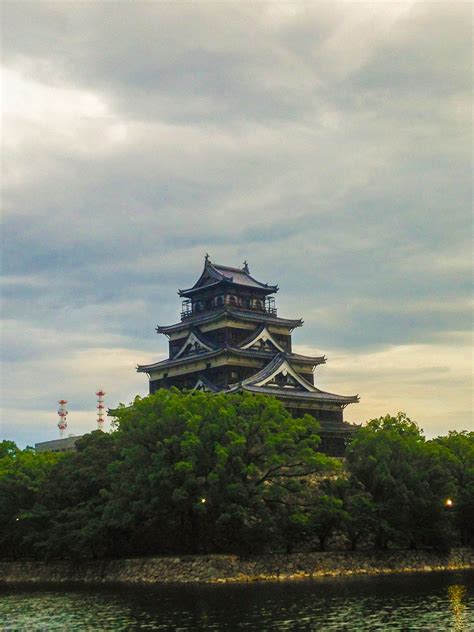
1;1;472;446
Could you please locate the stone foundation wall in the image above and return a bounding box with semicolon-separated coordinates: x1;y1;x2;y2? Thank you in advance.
0;549;472;585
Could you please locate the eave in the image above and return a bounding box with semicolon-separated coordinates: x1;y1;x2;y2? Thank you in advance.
137;347;324;373
156;307;303;335
231;383;359;406
178;280;223;297
178;260;278;298
137;348;221;372
229;353;359;406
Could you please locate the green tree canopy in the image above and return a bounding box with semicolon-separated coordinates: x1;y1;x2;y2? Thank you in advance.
431;431;474;545
27;431;119;559
0;441;64;557
1;405;471;560
106;389;336;554
346;413;457;549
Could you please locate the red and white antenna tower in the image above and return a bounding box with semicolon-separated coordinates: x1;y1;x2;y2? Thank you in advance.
57;400;68;439
96;390;106;431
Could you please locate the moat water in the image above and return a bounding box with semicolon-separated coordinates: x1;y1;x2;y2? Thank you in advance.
0;570;472;631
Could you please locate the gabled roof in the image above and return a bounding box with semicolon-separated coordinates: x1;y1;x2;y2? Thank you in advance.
231;353;359;405
173;328;217;359
241;354;317;391
192;375;220;393
239;324;325;365
239;323;286;352
156;307;303;335
178;257;278;297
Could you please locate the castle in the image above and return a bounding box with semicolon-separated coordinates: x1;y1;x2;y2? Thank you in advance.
137;256;359;454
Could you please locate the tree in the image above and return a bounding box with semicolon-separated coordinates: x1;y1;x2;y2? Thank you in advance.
346;413;454;549
26;431;119;560
336;478;377;550
0;441;64;558
0;440;20;459
308;491;347;551
4;404;465;561
432;431;474;545
108;389;337;554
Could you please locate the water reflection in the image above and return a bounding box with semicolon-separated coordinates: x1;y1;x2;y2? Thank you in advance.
448;584;468;632
0;570;472;631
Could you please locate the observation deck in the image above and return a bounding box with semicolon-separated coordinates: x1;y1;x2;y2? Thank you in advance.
181;296;277;321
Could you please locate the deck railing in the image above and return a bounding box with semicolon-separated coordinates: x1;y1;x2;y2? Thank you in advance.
181;299;277;320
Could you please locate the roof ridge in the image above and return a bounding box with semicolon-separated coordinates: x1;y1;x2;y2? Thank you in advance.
241;353;324;393
211;263;246;273
188;326;218;347
241;353;286;386
193;374;220;392
238;322;266;347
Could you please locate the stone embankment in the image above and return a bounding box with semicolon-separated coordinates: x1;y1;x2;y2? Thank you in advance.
0;549;472;585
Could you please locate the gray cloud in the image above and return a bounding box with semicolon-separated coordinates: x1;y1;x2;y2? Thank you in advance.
1;2;471;444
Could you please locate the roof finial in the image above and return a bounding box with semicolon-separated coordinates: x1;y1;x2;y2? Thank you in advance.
243;260;249;273
205;252;210;263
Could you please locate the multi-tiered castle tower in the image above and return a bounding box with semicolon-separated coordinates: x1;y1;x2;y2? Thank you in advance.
137;256;359;454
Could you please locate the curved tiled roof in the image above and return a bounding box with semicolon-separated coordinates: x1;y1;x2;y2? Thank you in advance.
156;307;303;334
238;324;326;364
178;259;278;297
137;347;324;373
137;348;221;372
239;384;359;405
232;353;359;405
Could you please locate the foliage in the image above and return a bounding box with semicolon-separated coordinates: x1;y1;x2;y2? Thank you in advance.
0;402;472;560
0;441;65;557
431;431;474;545
106;389;336;555
345;413;458;550
308;490;347;551
26;431;119;559
334;478;377;551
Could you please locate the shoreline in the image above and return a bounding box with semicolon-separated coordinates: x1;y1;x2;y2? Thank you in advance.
0;549;472;586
